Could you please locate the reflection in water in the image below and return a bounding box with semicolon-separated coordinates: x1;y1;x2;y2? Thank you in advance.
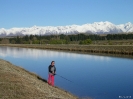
0;46;111;61
0;46;133;99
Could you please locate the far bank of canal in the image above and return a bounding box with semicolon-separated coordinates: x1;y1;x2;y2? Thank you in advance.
0;44;133;56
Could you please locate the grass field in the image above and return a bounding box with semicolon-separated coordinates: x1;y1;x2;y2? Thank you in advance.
0;59;78;99
91;40;133;45
0;43;133;56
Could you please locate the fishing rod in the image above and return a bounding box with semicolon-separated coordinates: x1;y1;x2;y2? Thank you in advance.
55;73;89;89
55;74;96;98
55;74;73;83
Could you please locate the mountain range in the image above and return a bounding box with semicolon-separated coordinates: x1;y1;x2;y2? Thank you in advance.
0;21;133;37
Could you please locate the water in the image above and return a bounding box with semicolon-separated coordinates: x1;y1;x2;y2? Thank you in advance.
0;46;133;99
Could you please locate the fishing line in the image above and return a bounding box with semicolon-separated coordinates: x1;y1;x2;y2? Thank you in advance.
56;73;86;89
56;74;73;83
55;73;90;98
55;74;107;98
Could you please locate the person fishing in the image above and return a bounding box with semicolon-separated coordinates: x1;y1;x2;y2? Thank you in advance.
48;61;56;86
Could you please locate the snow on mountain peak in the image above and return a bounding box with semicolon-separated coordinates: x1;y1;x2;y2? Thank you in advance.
0;21;133;36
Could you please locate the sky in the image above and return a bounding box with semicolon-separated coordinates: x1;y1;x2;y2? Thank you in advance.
0;0;133;29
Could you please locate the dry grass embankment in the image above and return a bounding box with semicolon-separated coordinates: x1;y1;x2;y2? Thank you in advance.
0;59;78;99
1;44;133;56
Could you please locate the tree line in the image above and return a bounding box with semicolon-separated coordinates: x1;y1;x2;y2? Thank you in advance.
0;33;133;44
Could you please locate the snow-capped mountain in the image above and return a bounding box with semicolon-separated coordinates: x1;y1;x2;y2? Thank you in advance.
0;21;133;37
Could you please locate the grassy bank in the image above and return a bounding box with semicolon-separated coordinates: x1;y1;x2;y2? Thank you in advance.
0;59;78;99
0;44;133;56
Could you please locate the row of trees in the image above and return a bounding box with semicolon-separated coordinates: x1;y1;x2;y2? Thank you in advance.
0;33;133;44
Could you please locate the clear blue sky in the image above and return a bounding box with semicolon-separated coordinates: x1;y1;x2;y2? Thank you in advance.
0;0;133;29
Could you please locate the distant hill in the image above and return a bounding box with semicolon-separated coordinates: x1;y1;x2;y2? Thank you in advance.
0;21;133;37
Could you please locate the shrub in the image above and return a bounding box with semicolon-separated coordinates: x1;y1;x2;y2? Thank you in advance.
79;39;92;45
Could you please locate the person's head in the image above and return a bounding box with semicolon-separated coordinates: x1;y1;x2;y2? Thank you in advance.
51;61;55;66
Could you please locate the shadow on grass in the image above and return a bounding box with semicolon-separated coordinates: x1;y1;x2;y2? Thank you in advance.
37;76;47;83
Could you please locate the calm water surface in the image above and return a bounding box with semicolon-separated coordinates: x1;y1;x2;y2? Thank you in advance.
0;46;133;99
